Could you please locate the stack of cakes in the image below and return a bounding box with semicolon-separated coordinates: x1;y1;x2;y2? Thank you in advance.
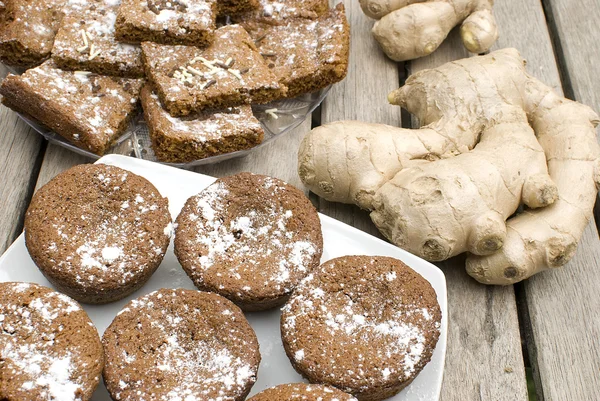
0;0;350;163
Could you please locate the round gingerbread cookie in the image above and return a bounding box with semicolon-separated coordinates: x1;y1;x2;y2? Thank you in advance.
103;288;261;401
248;383;357;401
24;164;172;304
0;282;104;401
174;172;323;311
281;256;442;401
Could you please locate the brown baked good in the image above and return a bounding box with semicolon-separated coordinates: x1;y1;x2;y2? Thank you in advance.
216;0;258;16
281;256;442;401
140;85;264;163
232;0;329;25
0;0;66;67
174;172;323;311
242;3;350;98
142;24;286;116
0;60;143;155
115;0;217;47
24;164;172;304
248;383;357;401
102;288;260;401
52;0;144;78
0;282;104;401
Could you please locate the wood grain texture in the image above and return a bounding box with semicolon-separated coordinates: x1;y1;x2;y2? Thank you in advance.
322;0;401;125
501;0;600;399
0;64;45;253
544;0;600;108
33;144;90;190
409;30;529;401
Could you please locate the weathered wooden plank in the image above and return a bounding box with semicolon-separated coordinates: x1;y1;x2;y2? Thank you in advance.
408;29;529;400
321;2;401;125
0;65;45;253
545;0;600;230
504;0;600;399
195;119;312;190
33;144;90;190
318;0;400;237
544;0;600;108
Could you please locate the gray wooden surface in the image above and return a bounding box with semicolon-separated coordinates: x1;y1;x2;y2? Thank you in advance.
1;1;599;400
516;0;600;399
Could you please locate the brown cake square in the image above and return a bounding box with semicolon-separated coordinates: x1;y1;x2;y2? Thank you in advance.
216;0;258;16
0;60;144;155
242;3;350;98
141;85;264;163
115;0;217;46
0;0;68;67
232;0;329;25
52;0;144;78
142;24;286;117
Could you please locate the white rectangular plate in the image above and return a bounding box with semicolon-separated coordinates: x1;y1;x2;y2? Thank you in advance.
0;154;447;401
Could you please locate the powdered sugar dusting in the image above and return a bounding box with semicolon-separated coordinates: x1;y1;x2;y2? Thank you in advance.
120;0;214;40
146;92;262;144
15;60;142;147
243;0;320;20
179;175;319;297
241;2;347;93
144;25;282;105
281;257;441;391
30;165;171;292
52;0;143;75
0;283;94;401
107;289;258;401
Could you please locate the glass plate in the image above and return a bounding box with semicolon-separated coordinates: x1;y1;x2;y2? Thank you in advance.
1;65;330;168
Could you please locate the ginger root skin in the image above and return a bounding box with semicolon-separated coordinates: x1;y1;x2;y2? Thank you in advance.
298;48;600;284
359;0;423;19
466;88;600;284
366;0;498;61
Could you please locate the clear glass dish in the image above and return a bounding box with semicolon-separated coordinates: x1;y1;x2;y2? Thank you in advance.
2;65;330;168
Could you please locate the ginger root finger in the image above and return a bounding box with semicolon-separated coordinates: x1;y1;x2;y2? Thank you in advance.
460;8;498;53
367;0;497;61
298;121;456;210
466;89;600;284
359;0;426;19
370;113;555;261
521;174;558;209
373;2;459;61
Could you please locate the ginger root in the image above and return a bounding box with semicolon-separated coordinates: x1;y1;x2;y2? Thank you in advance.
298;48;600;284
360;0;498;61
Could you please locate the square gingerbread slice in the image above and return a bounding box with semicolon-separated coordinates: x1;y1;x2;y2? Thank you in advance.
0;0;68;67
216;0;258;16
52;0;143;78
141;85;264;163
0;60;144;155
242;3;349;98
142;24;286;117
115;0;217;46
232;0;329;25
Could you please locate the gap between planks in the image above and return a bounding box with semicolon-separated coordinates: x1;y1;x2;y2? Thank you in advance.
516;0;600;399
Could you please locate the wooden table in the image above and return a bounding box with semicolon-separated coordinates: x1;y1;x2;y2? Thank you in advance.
1;1;599;399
